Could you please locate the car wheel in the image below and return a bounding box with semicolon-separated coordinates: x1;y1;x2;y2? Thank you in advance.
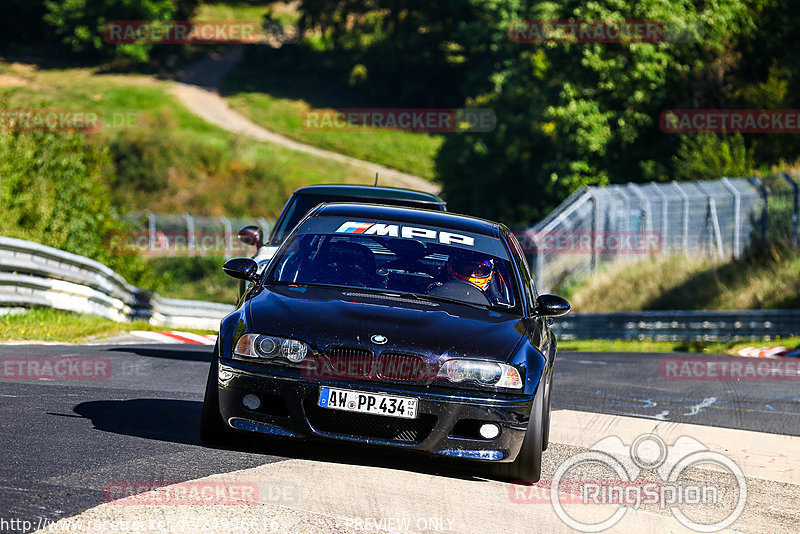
489;377;544;482
200;344;233;445
542;372;553;452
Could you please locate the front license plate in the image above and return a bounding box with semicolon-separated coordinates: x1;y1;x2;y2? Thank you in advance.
318;387;418;419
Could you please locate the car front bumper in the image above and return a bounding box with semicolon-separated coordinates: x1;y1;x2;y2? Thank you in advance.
216;358;536;462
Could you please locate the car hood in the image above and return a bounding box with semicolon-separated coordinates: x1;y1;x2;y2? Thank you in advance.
246;285;525;361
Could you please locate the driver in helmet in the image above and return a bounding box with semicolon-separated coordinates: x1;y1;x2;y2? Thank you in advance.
445;252;495;291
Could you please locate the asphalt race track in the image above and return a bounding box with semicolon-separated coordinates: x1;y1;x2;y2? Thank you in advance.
1;343;799;533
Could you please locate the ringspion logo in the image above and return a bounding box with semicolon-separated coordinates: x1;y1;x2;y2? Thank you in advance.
532;434;747;532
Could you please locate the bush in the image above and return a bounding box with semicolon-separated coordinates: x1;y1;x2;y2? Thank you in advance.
0;127;156;287
43;0;183;62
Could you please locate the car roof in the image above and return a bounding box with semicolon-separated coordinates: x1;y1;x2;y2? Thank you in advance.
293;184;445;205
308;203;506;239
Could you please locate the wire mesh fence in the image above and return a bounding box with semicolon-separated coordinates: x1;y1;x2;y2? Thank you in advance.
119;212;272;258
514;175;800;293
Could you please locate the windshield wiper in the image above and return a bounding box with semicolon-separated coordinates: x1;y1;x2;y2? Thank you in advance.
394;292;491;311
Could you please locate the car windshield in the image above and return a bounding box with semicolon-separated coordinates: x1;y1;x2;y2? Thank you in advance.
266;224;518;310
269;194;443;245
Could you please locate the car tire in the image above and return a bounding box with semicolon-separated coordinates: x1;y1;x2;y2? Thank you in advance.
489;376;544;483
542;372;553;452
200;344;233;445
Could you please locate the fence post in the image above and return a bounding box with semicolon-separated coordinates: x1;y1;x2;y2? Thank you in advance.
672;181;690;253
627;183;653;232
652;185;669;255
749;176;768;242
586;187;599;274
220;216;232;259
720;177;742;258
182;213;195;256
616;186;632;231
781;172;799;249
145;211;156;253
696;180;725;260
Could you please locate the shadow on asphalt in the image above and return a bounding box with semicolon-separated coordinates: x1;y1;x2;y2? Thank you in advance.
74;399;205;445
73;398;485;482
107;346;213;363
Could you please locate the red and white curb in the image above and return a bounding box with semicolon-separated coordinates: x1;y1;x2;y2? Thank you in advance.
130;331;217;345
737;345;800;358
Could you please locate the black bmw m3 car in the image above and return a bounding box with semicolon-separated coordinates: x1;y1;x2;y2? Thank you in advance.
201;203;569;481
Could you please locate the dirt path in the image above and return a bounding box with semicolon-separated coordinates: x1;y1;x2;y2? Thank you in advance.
171;48;440;194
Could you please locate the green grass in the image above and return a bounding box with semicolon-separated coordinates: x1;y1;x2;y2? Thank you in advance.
559;339;769;355
0;308;212;343
149;256;238;304
196;2;299;26
197;2;270;22
221;47;443;180
561;242;800;313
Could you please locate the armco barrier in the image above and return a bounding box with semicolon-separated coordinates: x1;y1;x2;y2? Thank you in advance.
0;237;233;330
553;309;800;342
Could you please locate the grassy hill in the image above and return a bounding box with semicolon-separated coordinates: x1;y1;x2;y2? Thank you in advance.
221;46;444;180
561;242;800;313
0;59;386;219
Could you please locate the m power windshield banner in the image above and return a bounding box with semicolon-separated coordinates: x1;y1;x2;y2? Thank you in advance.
295;217;510;258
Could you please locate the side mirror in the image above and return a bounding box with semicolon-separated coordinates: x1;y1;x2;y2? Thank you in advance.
535;294;570;317
238;225;263;247
223;258;259;282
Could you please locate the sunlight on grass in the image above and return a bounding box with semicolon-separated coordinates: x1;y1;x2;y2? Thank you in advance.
558;338;799;355
225;91;443;180
0;308;212;343
562;244;800;313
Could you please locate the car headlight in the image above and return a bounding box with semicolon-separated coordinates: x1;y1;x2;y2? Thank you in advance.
437;359;523;389
233;334;309;363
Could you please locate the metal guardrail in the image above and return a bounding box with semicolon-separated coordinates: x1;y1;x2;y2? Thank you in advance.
0;237;234;330
4;237;795;340
553;310;800;342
